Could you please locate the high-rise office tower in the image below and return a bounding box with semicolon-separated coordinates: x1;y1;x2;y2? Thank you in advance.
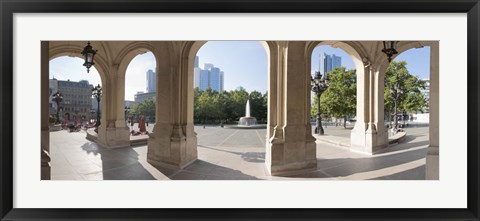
146;69;156;93
332;54;342;70
194;56;199;68
199;69;210;90
220;71;224;92
194;67;201;88
204;63;214;70
210;67;221;92
193;58;225;92
193;56;224;92
319;53;342;74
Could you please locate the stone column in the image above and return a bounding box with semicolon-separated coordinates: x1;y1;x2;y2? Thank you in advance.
41;41;51;180
95;69;130;149
426;42;439;179
266;42;317;175
147;42;197;169
351;61;388;154
266;41;278;141
351;61;369;152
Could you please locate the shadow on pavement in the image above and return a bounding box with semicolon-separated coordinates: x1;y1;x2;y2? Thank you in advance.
198;145;265;163
287;140;428;180
80;142;156;180
172;160;260;180
368;165;426;180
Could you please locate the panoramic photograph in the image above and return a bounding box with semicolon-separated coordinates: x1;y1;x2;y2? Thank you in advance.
41;40;438;180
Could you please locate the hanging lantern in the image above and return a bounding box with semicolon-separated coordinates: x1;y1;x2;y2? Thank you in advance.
81;41;97;73
381;41;398;63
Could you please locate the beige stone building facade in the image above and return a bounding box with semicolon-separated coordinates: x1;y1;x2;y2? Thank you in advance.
54;79;94;121
40;41;439;180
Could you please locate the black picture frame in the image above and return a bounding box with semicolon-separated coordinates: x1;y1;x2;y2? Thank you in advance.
1;0;479;220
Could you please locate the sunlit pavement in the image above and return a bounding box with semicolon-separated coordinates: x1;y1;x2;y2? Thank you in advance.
49;124;428;180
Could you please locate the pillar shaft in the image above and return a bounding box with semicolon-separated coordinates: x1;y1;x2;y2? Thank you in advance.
95;71;130;149
266;42;317;175
147;42;197;169
351;63;388;154
41;41;51;180
426;42;439;179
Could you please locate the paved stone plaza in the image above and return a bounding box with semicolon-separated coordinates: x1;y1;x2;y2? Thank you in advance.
49;124;428;180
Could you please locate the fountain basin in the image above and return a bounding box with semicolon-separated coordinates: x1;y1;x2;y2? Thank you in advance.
238;116;257;126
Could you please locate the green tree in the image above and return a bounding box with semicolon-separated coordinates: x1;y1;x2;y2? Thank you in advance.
249;90;267;123
230;87;249;120
193;88;269;125
193;87;203;123
384;61;427;127
129;98;156;122
197;89;216;124
215;91;232;123
313;66;356;128
262;91;268;123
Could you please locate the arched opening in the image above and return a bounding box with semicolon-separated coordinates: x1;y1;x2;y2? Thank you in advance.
181;41;270;179
48;55;103;180
49;56;102;125
382;45;432;178
123;51;157;137
306;42;365;150
309;44;358;138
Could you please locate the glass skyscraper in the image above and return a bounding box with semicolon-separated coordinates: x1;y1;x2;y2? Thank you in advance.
209;67;221;92
320;53;342;75
193;58;224;92
146;69;156;93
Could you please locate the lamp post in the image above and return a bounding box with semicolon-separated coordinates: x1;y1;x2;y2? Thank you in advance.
381;41;398;63
124;106;130;121
51;91;63;124
90;108;95;124
92;84;102;133
81;41;97;73
311;71;329;135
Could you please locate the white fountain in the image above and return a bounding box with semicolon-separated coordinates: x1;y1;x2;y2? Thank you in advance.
238;100;257;126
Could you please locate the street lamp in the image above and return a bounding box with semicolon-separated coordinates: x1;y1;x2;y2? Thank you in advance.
124;106;130;121
51;91;63;124
92;84;102;133
381;41;398;63
311;71;329;135
90;108;95;124
81;41;97;73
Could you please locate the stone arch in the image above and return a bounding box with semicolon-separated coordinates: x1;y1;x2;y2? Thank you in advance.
48;42;109;126
376;41;426;75
305;41;365;69
379;41;439;179
184;41;273;134
49;42;109;84
114;42;160;125
115;42;160;79
305;41;367;131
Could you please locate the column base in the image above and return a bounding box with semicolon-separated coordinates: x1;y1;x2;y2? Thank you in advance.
265;125;317;176
96;126;131;149
41;148;51;180
425;145;439;180
350;123;388;154
147;124;198;169
41;128;51;180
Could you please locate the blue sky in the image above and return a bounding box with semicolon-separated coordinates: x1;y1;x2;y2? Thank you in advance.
49;42;430;101
394;46;431;80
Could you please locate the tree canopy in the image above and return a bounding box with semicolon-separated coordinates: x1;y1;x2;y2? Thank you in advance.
384;61;428;123
129;98;156;122
194;88;268;124
312;66;356;128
